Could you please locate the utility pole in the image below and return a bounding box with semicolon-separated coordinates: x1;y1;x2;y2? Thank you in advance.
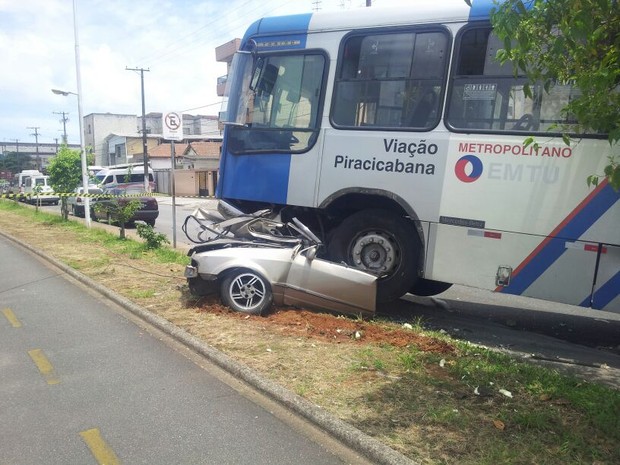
27;126;41;171
53;111;69;144
126;66;151;192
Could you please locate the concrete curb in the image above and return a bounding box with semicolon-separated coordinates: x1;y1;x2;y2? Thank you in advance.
0;228;419;465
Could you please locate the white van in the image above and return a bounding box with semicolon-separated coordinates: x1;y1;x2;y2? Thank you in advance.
93;163;155;190
11;170;42;194
23;174;59;205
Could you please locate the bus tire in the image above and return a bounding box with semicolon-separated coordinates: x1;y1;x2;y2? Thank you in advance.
327;209;419;303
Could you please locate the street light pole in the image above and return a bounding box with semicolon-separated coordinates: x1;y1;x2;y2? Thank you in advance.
73;0;90;227
50;0;91;228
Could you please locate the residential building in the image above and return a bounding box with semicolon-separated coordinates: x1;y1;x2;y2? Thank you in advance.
182;140;221;196
84;113;138;166
215;38;241;97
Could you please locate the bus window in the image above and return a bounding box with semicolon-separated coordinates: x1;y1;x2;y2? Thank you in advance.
447;26;588;134
332;29;448;130
227;53;326;154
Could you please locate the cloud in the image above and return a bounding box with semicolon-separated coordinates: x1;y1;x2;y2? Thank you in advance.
1;0;411;144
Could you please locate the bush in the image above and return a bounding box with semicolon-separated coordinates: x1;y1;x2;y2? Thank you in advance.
136;223;170;249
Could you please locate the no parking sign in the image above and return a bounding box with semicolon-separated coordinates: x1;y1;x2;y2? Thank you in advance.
163;112;183;141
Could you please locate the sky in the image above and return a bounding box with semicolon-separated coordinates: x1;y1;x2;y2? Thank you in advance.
0;0;412;147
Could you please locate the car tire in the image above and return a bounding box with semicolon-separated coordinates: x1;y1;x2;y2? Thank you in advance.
220;269;273;315
327;209;420;303
146;219;156;227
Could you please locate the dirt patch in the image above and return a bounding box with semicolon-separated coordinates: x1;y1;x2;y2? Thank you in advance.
197;301;456;353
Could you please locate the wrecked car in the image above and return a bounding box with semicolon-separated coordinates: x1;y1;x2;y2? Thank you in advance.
183;201;377;316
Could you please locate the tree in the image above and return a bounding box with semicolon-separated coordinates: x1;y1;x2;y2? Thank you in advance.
0;152;34;175
47;145;83;220
491;0;620;189
94;198;142;240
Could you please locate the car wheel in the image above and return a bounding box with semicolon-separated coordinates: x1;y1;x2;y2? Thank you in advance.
146;219;156;227
220;270;273;315
327;209;420;303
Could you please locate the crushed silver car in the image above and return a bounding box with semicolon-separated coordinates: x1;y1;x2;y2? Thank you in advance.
183;201;377;316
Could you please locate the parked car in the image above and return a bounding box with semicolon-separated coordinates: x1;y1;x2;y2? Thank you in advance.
93;186;159;226
184;203;377;316
22;174;59;205
67;186;103;218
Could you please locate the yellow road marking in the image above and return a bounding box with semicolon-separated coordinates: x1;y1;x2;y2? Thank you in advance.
2;308;22;328
27;349;60;385
80;428;121;465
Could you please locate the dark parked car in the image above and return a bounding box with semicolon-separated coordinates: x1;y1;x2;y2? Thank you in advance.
67;185;103;217
94;186;159;226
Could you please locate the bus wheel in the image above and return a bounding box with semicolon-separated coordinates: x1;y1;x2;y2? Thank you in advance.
328;209;419;303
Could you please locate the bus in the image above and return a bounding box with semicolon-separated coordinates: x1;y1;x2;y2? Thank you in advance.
216;0;619;311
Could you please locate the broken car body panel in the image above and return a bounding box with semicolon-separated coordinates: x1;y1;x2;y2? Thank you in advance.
184;202;377;316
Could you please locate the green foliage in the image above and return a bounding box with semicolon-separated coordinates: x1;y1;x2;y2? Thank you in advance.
136;223;169;249
0;152;34;174
32;184;43;212
48;145;83;194
94;198;142;239
47;145;84;220
491;0;620;189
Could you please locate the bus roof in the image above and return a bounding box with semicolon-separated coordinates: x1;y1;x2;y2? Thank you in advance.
243;0;499;49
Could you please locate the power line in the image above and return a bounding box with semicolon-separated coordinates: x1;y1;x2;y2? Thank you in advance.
27;126;41;170
136;0;293;68
126;66;151;192
53;111;70;144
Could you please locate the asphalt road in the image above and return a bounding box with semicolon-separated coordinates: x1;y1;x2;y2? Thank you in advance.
0;235;374;465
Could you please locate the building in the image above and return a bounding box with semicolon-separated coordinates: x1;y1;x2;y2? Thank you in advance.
215;38;241;97
147;142;186;170
102;133;161;166
84;113;138;167
0;141;81;172
182;141;221;196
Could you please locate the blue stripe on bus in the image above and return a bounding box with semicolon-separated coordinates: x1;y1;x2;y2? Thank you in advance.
242;13;312;49
580;270;620;310
468;0;497;21
501;183;620;297
219;152;291;205
468;0;533;22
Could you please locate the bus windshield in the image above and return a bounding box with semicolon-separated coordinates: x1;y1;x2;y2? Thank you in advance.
223;51;326;154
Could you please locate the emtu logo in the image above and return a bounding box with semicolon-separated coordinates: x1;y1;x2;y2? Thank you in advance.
455;155;483;183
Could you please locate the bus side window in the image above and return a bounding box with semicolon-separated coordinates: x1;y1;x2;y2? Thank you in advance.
447;26;589;135
332;29;447;130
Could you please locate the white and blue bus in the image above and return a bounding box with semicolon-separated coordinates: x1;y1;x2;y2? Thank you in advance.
216;0;619;310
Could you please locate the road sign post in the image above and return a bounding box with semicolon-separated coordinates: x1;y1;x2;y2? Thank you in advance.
163;112;183;248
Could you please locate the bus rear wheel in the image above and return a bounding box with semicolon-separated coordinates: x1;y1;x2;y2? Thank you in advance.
327;209;419;303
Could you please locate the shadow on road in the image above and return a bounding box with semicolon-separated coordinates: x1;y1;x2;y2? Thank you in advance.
378;291;620;388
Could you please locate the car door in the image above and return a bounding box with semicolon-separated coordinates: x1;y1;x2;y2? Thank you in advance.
283;248;377;316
